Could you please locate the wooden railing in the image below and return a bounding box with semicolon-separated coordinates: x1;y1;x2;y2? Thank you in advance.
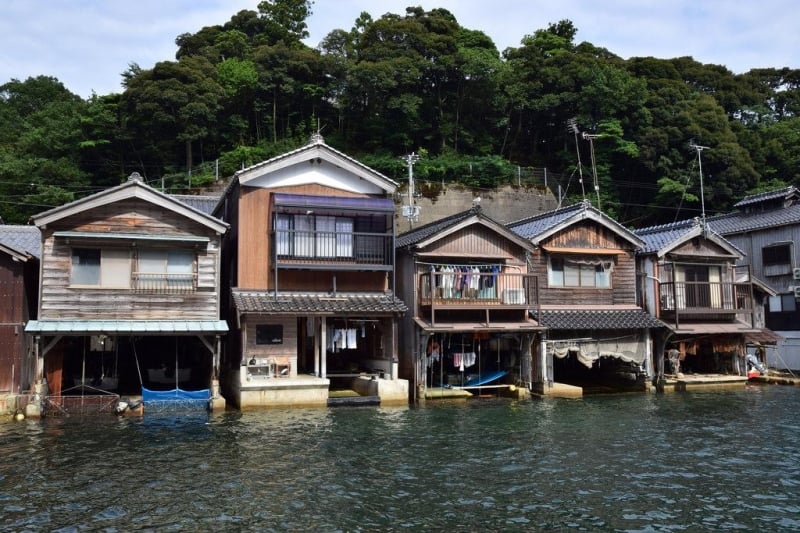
419;271;539;308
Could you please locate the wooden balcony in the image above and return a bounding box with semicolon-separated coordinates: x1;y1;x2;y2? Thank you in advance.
419;271;539;310
274;230;393;271
658;281;754;326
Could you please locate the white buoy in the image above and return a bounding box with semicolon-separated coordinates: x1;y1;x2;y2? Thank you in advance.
14;413;25;421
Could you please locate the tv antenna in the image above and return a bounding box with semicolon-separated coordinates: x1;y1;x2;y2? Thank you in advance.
567;118;587;202
582;132;602;209
689;141;709;224
400;152;421;227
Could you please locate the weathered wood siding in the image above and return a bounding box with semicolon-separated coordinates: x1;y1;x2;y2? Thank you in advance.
668;238;735;259
0;254;27;392
39;200;222;320
243;316;297;366
534;220;637;306
419;224;527;263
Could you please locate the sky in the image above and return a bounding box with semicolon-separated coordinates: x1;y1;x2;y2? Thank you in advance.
1;0;798;99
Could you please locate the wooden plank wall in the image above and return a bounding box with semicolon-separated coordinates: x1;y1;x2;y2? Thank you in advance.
39;200;222;320
535;221;638;306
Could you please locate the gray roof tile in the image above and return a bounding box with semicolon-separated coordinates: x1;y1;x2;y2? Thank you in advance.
170;194;221;216
707;204;800;235
532;309;665;330
396;206;482;248
0;225;41;259
507;202;586;240
733;186;798;208
233;291;408;315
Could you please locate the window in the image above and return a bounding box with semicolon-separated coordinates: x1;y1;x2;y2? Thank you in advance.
275;213;354;259
136;248;194;290
71;248;131;287
769;293;797;312
762;243;792;276
256;324;283;345
548;257;612;288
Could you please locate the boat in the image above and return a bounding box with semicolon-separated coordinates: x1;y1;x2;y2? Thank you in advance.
463;370;508;387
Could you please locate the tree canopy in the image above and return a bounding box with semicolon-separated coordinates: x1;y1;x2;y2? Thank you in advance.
1;2;799;226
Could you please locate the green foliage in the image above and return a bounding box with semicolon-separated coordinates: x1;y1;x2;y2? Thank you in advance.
1;10;799;228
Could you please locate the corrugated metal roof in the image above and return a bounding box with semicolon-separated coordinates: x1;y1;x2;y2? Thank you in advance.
25;319;228;334
233;291;407;315
0;225;41;259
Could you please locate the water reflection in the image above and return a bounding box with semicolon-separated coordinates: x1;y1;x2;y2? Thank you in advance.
1;387;799;531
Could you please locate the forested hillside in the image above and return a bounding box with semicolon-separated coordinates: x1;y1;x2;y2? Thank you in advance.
1;1;798;226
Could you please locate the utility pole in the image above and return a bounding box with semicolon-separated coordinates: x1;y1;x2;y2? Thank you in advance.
582;132;602;209
566;118;586;202
689;141;709;225
400;152;421;229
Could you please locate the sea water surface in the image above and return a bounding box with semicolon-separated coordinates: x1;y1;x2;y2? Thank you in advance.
1;385;799;532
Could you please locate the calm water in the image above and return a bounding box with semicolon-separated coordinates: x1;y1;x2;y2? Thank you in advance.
1;385;799;532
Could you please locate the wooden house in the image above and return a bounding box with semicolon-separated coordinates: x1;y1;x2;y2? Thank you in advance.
508;200;663;394
0;225;40;414
24;173;229;416
213;135;408;408
636;217;769;386
395;204;543;401
706;187;800;370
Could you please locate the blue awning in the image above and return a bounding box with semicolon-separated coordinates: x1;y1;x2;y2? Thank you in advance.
25;319;228;335
272;193;394;213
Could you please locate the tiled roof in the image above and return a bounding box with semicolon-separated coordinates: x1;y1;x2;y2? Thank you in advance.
0;225;41;259
531;309;665;330
170;194;221;216
634;218;743;256
232;291;408;315
634;219;697;254
395;206;481;248
706;204;800;235
507;202;586;240
733;186;798;208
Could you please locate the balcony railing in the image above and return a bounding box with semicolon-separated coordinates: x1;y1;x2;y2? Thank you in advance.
133;272;196;293
419;271;539;308
658;281;753;327
275;230;392;268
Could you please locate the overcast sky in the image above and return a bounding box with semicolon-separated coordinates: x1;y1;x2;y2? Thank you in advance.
1;0;797;99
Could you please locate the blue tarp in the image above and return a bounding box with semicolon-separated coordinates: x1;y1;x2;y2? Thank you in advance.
142;387;210;402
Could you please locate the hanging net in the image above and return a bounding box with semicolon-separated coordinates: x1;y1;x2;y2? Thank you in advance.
43;393;120;417
142;387;211;413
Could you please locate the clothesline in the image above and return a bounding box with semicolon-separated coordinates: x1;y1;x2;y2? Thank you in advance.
416;260;505;268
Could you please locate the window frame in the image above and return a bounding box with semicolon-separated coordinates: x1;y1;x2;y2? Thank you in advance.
548;256;612;288
70;247;132;288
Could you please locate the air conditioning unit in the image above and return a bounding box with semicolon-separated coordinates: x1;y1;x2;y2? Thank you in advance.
794;286;800;298
502;288;526;305
793;267;800;280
